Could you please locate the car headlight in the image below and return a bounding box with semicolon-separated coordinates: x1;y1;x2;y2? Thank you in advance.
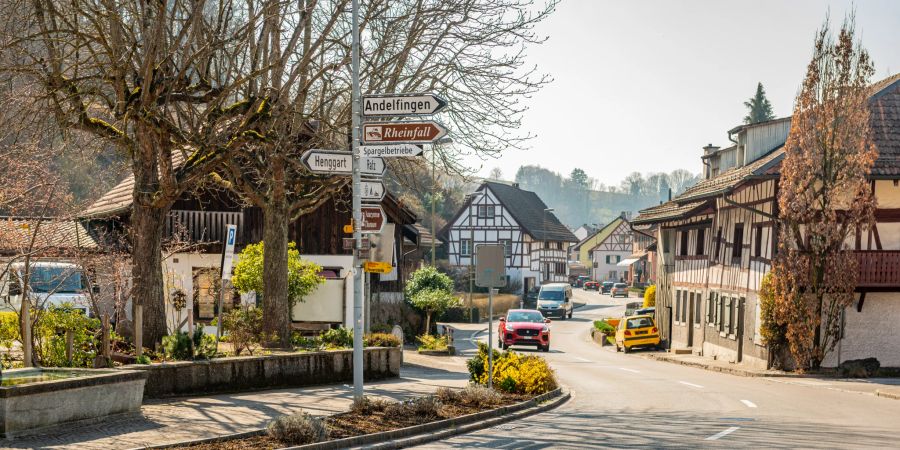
505;324;515;332
542;325;549;333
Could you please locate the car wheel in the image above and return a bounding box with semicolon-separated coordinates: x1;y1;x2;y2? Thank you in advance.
542;344;550;352
623;345;631;354
615;343;621;352
501;342;509;350
568;309;573;319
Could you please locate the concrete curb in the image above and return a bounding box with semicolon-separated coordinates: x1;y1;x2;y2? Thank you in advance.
875;389;900;400
640;353;799;378
133;388;568;450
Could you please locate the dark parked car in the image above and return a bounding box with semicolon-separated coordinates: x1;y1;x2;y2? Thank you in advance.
584;281;600;291
601;281;614;294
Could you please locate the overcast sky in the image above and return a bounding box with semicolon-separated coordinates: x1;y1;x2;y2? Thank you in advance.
463;0;900;186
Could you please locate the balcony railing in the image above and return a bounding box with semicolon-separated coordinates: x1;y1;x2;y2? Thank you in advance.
165;210;244;244
853;251;900;288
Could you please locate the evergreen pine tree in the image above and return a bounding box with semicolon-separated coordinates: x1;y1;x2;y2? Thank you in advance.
743;82;776;124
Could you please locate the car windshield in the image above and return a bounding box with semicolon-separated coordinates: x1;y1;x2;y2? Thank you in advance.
603;282;613;286
28;267;83;294
506;311;544;323
538;289;564;301
626;317;654;329
614;283;627;288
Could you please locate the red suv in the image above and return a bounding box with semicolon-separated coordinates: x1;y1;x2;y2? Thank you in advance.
584;281;600;291
498;309;551;352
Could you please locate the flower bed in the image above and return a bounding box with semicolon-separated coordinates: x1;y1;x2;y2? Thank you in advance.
166;386;535;450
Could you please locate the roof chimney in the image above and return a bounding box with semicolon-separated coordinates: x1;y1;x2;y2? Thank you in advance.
703;143;720;155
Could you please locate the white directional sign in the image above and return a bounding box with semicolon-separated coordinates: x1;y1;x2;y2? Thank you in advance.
301;149;385;177
362;121;448;144
363;93;448;117
361;181;386;201
361;144;424;158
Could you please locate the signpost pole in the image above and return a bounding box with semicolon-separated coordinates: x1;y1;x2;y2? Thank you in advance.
351;0;364;402
487;268;494;390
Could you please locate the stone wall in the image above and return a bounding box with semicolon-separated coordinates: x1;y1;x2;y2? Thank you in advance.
120;347;402;399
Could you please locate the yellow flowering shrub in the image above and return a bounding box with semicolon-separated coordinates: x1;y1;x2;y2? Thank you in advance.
468;343;558;395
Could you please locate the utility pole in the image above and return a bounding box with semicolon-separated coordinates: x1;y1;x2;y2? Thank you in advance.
350;0;364;402
431;145;436;266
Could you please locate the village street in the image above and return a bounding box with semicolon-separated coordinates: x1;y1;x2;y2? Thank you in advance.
420;289;900;449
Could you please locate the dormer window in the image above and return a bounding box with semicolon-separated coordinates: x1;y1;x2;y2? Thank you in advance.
477;205;495;218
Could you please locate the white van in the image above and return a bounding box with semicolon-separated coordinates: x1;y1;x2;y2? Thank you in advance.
0;261;95;316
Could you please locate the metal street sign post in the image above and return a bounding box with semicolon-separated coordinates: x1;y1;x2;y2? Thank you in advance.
475;244;507;390
360;205;386;233
217;224;238;345
350;0;364;402
361;144;424;158
360;181;385;201
301;150;384;177
362;121;447;144
362;93;448;117
343;237;370;251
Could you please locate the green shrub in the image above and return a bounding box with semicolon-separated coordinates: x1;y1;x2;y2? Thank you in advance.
416;334;449;351
405;266;457;334
162;328;217;360
232;242;325;307
135;354;151;365
34;305;101;367
266;412;328;445
320;327;353;349
466;342;500;382
0;312;20;359
219;306;267;356
364;332;401;347
593;320;616;336
643;285;657;308
291;333;323;351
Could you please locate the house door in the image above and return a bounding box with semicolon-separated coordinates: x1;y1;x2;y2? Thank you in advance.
687;292;695;347
524;277;535;293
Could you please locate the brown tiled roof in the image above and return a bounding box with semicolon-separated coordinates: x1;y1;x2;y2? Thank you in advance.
0;217;100;253
674;147;785;203
870;73;900;177
632;201;708;225
80;152;187;218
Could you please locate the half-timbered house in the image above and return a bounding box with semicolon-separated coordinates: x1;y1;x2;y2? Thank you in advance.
635;73;900;370
586;216;633;282
443;181;577;293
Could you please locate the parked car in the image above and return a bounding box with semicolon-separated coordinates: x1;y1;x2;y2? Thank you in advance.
1;261;97;317
635;306;655;317
584;281;600;291
575;276;590;288
498;309;551;352
614;314;661;353
537;283;574;320
611;283;629;298
600;281;614;294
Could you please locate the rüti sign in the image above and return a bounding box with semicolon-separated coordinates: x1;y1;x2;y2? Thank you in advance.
360;205;386;233
362;93;448;117
301;149;385;177
361;144;424;158
362;121;447;144
360;181;385;201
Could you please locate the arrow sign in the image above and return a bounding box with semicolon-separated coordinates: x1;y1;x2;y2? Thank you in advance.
360;205;386;233
300;149;384;177
361;181;385;201
362;93;447;117
362;121;447;144
361;144;424;158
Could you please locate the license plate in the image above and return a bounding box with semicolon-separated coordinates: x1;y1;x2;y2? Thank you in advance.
636;331;647;335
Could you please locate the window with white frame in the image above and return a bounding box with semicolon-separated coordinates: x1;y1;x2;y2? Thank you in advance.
460;239;472;256
477;205;495;218
499;239;512;257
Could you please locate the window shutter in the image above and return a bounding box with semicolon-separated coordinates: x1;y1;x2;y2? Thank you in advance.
724;297;732;333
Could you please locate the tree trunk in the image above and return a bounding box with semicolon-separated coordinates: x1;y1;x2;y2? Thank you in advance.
262;157;291;348
131;125;169;347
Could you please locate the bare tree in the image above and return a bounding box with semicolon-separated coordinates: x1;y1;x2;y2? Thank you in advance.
770;15;877;370
1;0;294;345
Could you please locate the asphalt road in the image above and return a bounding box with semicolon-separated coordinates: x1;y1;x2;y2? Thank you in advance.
416;289;900;449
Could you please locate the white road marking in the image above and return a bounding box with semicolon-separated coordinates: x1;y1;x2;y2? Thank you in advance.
679;381;704;388
740;399;757;408
619;367;641;373
573;356;592;362
705;426;740;441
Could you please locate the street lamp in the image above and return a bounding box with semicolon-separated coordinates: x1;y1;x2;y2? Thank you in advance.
543;208;554;284
464;191;483;321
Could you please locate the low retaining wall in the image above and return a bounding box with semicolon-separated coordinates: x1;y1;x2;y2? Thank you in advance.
120;347;401;398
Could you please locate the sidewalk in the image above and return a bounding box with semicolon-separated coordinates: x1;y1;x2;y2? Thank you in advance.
640;350;900;400
6;361;470;449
